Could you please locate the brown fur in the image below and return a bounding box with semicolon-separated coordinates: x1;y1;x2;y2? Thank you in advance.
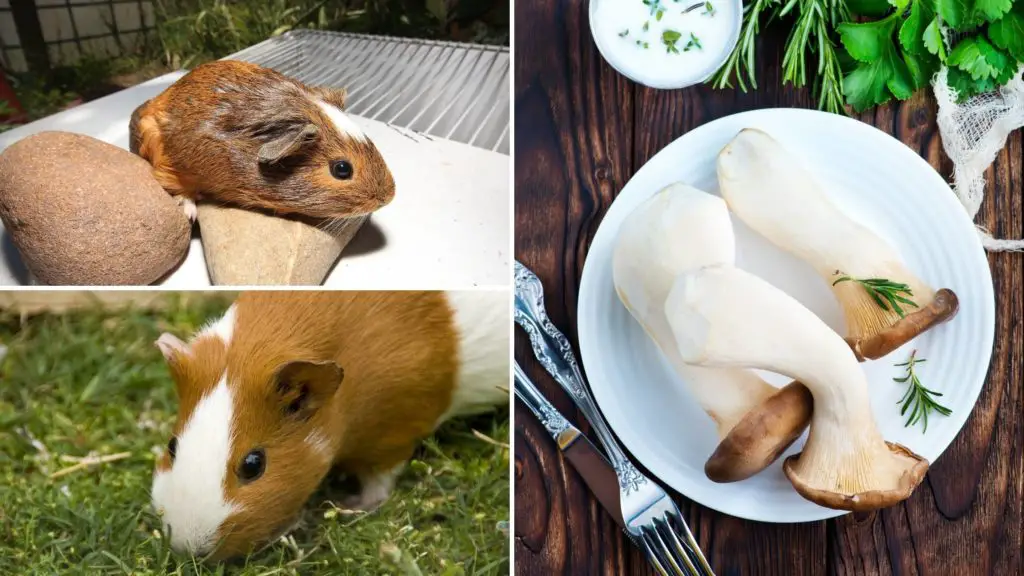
130;61;395;219
159;291;458;559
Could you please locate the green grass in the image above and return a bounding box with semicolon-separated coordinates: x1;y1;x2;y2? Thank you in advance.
0;294;510;575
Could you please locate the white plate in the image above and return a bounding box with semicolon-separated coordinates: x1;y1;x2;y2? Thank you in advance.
576;108;995;523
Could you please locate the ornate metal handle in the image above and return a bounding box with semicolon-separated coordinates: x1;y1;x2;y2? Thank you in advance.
514;261;647;492
514;361;573;440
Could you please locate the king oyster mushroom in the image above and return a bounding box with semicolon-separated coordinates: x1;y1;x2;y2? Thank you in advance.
613;183;812;482
717;128;958;361
664;265;929;511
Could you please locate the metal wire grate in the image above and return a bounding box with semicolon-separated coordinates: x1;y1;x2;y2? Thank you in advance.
229;30;509;154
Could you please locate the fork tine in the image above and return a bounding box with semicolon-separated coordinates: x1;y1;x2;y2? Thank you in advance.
665;511;714;575
652;520;699;575
645;527;683;576
659;518;700;569
640;529;672;576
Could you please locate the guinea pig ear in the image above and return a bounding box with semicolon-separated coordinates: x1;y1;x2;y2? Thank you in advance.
273;360;344;420
155;333;190;364
257;123;319;165
311;86;347;110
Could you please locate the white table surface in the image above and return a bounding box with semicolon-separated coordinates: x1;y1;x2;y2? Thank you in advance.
0;72;510;288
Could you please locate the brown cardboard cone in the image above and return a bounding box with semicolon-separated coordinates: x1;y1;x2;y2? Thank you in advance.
197;203;367;285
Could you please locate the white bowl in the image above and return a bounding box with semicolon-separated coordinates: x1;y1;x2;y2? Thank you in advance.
588;0;742;89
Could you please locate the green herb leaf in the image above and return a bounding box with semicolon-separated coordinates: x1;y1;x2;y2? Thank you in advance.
662;29;682;53
832;274;919;316
989;3;1024;62
899;0;934;56
619;29;630;37
949;36;1010;81
936;0;970;29
888;0;911;13
839;18;897;62
842;45;917;111
656;8;665;20
894;350;952;433
847;0;893;16
973;0;1012;23
922;18;946;61
903;49;938;88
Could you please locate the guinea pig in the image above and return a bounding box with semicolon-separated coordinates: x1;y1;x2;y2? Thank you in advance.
150;290;508;560
129;60;395;222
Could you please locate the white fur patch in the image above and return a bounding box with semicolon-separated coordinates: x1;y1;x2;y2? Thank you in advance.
317;101;367;142
437;291;510;426
304;429;333;462
345;463;405;511
198;304;236;344
151;374;238;555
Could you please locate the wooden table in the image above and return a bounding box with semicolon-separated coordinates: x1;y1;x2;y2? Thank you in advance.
513;1;1023;573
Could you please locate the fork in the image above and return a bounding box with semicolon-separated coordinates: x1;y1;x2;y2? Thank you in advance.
514;261;715;576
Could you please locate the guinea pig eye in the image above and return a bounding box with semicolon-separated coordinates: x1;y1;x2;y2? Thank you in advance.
238;448;266;483
167;437;178;462
330;160;353;180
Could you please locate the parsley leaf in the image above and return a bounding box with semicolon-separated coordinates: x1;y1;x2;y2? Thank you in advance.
838;15;918;110
948;36;1011;81
840;18;896;62
989;2;1024;62
903;50;938;89
945;37;1017;100
899;0;933;55
936;0;970;28
973;0;1012;23
922;18;946;60
848;0;894;16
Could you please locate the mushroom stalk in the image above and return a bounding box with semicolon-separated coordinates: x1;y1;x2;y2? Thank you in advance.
665;265;928;511
717;128;958;361
613;183;810;481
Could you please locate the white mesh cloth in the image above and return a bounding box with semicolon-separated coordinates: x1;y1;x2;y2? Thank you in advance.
933;66;1024;251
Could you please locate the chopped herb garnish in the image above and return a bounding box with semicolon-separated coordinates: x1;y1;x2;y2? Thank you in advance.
643;20;650;31
656;8;665;20
703;1;715;15
619;29;630;37
635;39;650;49
662;29;682;54
689;33;702;49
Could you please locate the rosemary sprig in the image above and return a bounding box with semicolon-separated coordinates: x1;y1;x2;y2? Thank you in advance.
709;0;848;114
832;273;918;318
894;350;951;433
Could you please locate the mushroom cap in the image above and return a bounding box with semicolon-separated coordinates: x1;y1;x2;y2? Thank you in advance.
847;288;960;361
783;442;929;511
704;380;813;483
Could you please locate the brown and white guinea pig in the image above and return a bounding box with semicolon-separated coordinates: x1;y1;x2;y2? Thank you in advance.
129;60;395;222
150;290;508;560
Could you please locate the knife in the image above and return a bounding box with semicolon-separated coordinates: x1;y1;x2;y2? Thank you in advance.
514;361;625;527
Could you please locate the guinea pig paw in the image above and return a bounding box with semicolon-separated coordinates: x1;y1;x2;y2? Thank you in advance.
340;489;390;512
341;468;400;511
178;197;198;222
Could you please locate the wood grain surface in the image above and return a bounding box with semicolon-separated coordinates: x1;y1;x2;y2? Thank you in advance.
512;1;1024;573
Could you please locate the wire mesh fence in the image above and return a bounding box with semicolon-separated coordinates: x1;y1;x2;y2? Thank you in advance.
0;0;153;72
231;30;510;154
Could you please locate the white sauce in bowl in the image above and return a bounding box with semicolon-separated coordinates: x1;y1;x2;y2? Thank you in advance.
590;0;740;89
